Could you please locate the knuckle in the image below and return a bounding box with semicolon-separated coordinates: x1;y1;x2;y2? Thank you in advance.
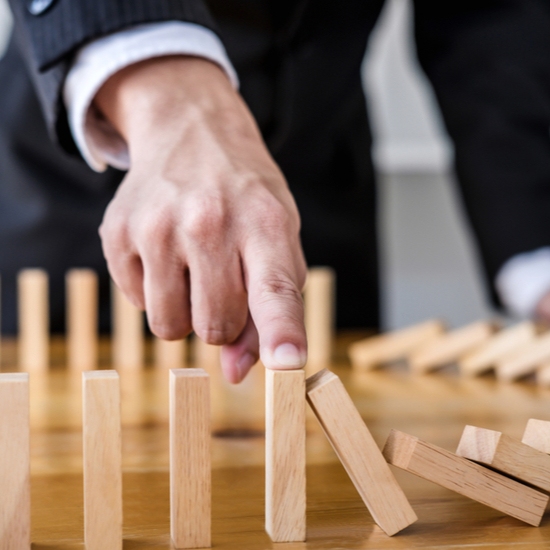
257;274;303;305
138;209;174;251
183;194;229;246
194;324;237;346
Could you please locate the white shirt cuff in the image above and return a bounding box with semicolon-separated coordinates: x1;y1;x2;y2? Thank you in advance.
496;247;550;318
63;21;238;172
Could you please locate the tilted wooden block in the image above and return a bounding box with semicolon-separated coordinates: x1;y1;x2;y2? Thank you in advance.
383;430;548;526
456;425;550;492
306;369;417;536
0;373;30;550
304;267;335;369
170;369;211;549
266;369;306;542
496;332;550;382
522;419;550;454
458;322;536;377
83;371;123;550
409;321;495;374
348;319;445;370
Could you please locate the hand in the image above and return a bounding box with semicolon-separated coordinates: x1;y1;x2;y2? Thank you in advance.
95;56;307;383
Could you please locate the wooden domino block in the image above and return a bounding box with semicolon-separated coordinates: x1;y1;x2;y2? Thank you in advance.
348;320;445;370
522;419;550;454
304;267;335;368
83;371;122;550
496;332;550;382
409;321;495;374
306;369;417;536
266;369;306;542
112;281;144;369
170;369;211;548
458;322;536;377
383;430;548;526
18;269;49;371
0;373;30;550
67;269;98;370
456;425;550;492
154;337;187;369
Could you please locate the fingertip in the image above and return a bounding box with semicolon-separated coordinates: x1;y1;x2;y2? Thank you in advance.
261;342;307;370
221;348;258;384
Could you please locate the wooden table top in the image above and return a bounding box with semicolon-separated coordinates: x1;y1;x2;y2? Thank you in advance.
3;333;550;549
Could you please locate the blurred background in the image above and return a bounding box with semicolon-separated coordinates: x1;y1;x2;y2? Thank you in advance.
0;0;494;331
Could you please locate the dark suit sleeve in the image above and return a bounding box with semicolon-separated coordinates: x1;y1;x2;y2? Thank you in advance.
7;0;219;152
413;0;550;298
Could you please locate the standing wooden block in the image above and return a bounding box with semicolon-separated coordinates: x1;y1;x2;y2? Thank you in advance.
409;321;495;374
306;369;417;536
112;282;144;369
383;430;547;526
456;425;550;492
67;269;98;370
522;419;550;454
266;369;306;542
0;373;30;550
154;337;186;369
18;269;49;371
170;369;211;549
348;320;445;370
496;332;550;382
83;371;122;550
458;322;536;377
304;267;335;369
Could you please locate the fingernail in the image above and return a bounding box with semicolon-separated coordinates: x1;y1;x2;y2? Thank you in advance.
236;352;256;381
272;343;305;368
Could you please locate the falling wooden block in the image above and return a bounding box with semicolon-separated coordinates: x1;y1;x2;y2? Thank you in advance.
266;369;306;542
67;269;98;370
18;269;49;371
304;267;335;369
522;419;550;454
496;332;550;382
409;321;495;374
459;322;536;377
154;337;186;369
306;369;417;536
383;430;547;526
170;369;211;548
348;320;445;370
456;425;550;492
112;281;144;369
83;371;122;550
0;373;30;550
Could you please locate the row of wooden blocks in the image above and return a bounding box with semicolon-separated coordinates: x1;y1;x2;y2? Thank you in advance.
348;319;550;384
7;266;335;372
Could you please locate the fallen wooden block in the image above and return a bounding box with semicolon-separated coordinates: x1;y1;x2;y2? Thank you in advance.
266;369;306;542
348;319;445;370
383;430;547;526
458;322;536;377
496;332;550;382
409;321;495;374
456;425;550;492
522;419;550;454
306;369;417;536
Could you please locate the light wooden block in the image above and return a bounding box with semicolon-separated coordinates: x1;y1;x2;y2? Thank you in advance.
266;369;306;542
409;321;495;374
83;371;122;550
383;430;547;526
67;269;98;370
456;425;550;492
304;267;335;369
154;337;186;369
522;419;550;454
459;322;536;377
18;269;49;371
348;320;445;370
306;369;417;536
112;281;144;369
170;369;211;548
496;332;550;382
0;373;30;550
